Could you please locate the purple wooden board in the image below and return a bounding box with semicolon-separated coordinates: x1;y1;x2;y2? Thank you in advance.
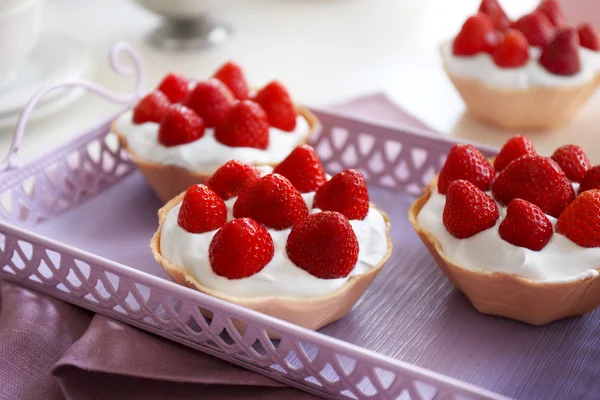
34;170;600;400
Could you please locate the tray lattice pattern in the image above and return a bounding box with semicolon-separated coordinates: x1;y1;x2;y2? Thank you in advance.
0;110;501;400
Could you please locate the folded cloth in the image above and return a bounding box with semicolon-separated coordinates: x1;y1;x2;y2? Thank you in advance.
0;281;317;400
326;92;438;135
0;93;433;400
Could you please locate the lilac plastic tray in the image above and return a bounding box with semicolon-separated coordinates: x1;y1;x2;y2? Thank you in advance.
0;44;598;400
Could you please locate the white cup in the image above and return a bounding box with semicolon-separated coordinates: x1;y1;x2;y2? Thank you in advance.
0;0;44;89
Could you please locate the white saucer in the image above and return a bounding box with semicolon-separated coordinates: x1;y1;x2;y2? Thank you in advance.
0;32;90;130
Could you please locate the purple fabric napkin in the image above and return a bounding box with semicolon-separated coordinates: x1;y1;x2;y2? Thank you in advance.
0;93;432;400
0;281;317;400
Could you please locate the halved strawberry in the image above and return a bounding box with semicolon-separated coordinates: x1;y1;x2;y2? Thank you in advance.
579;166;600;195
233;174;309;230
437;144;495;195
206;160;260;200
578;23;600;51
313;169;369;220
551;144;590;183
209;218;274;279
492;154;575;217
453;13;499;56
478;0;511;31
536;0;567;28
492;29;529;68
494;135;537;171
557;189;600;248
157;72;190;103
443;180;499;239
286;211;359;279
213;61;250;100
511;11;554;47
184;79;235;127
539;27;581;76
254;81;297;132
132;90;171;124
273;145;327;193
499;199;553;251
177;184;227;233
158;105;205;147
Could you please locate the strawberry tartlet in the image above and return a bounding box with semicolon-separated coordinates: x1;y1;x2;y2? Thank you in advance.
151;145;392;331
442;0;600;130
112;62;319;202
409;136;600;325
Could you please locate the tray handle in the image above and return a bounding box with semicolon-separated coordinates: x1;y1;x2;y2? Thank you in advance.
0;42;144;173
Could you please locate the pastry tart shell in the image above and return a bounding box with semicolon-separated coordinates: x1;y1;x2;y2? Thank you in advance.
114;107;320;203
151;191;394;334
409;179;600;325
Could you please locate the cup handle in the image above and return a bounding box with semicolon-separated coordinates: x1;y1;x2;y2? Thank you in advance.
0;42;145;173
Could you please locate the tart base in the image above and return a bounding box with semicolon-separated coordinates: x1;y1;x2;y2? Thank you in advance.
113;107;320;203
151;192;393;335
445;69;599;131
409;180;600;325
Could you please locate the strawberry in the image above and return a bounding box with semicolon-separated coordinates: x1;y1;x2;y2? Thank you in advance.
286;211;359;279
579;166;600;195
499;199;553;251
157;72;190;103
494;135;537;171
254;81;297;132
233;174;309;230
158;105;205;147
539;27;581;76
213;61;250;100
313;169;370;220
551;144;590;182
578;23;600;51
437;144;495;195
478;0;511;31
206;160;260;200
453;13;499;56
209;218;274;279
443;180;499;239
536;0;567;28
177;184;227;234
132;90;171;124
511;11;554;47
492;154;575;217
273;145;327;193
184;79;235;127
492;29;530;68
557;190;600;248
214;100;270;149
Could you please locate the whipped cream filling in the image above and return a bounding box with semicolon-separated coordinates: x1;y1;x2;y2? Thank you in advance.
159;192;389;298
441;40;600;89
114;110;311;172
417;184;600;283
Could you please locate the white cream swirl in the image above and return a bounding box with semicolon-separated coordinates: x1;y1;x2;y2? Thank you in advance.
417;184;600;283
114;110;310;171
441;40;600;90
160;193;389;298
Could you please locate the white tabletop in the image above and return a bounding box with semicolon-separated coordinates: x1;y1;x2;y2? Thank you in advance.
2;0;599;166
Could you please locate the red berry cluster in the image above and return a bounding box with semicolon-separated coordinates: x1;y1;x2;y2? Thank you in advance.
132;62;299;148
439;135;600;250
176;145;371;281
453;0;598;75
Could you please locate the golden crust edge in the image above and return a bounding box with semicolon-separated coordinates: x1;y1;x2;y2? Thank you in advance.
150;192;393;332
408;179;600;325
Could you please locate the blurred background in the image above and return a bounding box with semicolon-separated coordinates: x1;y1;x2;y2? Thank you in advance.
0;0;598;163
